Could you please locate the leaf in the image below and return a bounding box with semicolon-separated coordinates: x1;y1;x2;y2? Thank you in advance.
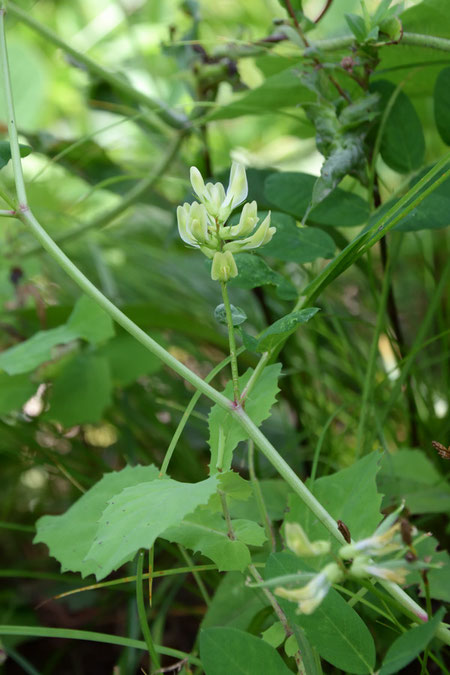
208;364;281;473
379;607;445;675
206;67;314;121
265;553;376;674
286;453;383;559
34;465;160;578
86;475;219;580
161;509;264;572
434;67;450;145
378;448;450;514
218;471;253;502
202;572;269;630
0;142;32;170
43;353;113;427
0;325;77;375
66;296;115;344
261;621;285;648
229;253;297;300
256;308;320;352
345;13;367;42
412;533;450;602
263;213;336;263
264;173;370;227
369;164;450;232
214;303;247;327
0;296;114;375
370;80;425;173
200;627;294;675
0;372;35;415
98;333;162;386
229;479;291;522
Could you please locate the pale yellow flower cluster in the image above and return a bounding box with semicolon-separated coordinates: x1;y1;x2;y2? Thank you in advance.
177;161;276;282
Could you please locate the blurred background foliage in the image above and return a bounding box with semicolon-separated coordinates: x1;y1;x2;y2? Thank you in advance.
0;0;449;672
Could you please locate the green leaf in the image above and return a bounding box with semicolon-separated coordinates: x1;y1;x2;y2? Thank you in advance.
345;13;367;42
434;67;450;145
202;572;269;630
229;479;290;522
0;296;114;375
98;333;162;386
264;173;370;226
286;453;383;558
43;353;112;427
261;621;285;648
0;372;35;415
266;553;376;674
34;465;160;578
0;325;77;375
207;67;314;121
86;475;219;580
162;509;265;571
256;308;320;352
0;142;32;170
218;471;253;502
370;80;425;173
263;213;335;263
379;448;450;514
214;303;247;327
414;534;450;602
229;253;297;300
200;627;294;675
208;364;281;473
66;296;115;344
379;607;445;675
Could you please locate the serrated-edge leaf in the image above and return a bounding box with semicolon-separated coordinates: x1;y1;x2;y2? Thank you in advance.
86;476;219;579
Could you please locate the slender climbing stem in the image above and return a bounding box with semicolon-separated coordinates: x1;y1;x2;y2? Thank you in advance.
220;281;240;403
1;6;449;647
0;209;15;216
136;550;161;670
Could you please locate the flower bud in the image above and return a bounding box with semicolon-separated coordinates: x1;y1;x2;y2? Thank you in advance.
285;522;331;558
219;161;248;220
222;201;258;239
177;202;210;248
351;556;408;584
224;212;275;253
275;562;342;615
339;523;402;560
211;250;238;282
190;167;207;201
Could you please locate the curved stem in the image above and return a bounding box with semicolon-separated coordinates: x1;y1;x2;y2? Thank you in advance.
1;5;449;647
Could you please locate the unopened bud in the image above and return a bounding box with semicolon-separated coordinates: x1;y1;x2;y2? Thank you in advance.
211;250;238;282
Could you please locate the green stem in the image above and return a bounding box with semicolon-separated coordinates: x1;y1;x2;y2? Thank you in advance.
240;350;270;402
0;6;27;206
355;238;392;456
248;440;276;551
0;208;15;216
7;2;187;129
178;545;211;606
21;131;186;256
159;351;241;477
220;281;240;403
136;550;161;671
1;7;449;647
